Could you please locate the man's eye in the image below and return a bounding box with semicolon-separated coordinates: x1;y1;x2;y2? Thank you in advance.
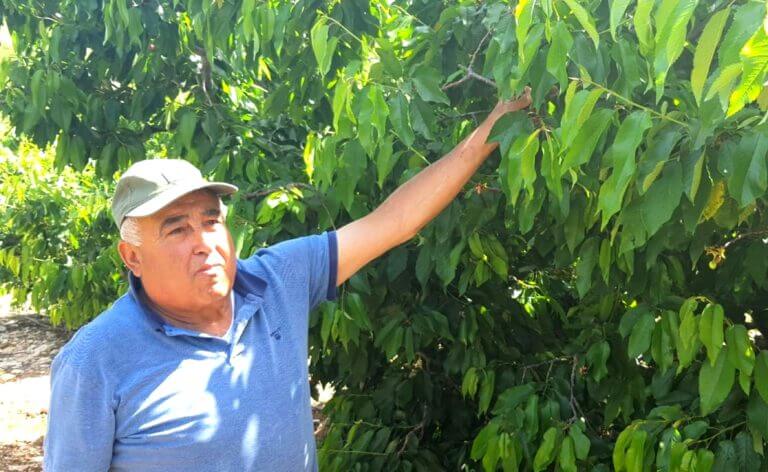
169;227;185;235
205;219;221;226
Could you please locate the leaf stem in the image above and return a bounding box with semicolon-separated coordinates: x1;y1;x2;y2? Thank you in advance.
319;12;364;45
570;77;689;128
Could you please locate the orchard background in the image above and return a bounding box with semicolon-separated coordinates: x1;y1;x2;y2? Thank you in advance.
2;0;768;469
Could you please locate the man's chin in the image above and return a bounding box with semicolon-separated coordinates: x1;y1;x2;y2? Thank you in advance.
194;278;232;300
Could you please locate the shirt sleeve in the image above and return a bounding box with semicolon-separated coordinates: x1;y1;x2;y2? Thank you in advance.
248;231;338;310
44;339;116;471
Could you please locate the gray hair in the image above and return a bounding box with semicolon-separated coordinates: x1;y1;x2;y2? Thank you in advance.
119;198;228;247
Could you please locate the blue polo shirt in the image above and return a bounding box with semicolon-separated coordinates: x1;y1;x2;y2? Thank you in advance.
44;232;338;471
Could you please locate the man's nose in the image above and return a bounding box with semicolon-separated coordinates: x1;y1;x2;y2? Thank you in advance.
191;227;217;254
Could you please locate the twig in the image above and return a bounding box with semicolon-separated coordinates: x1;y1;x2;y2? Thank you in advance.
193;46;216;108
723;228;768;248
442;30;498;91
318;12;363;45
242;182;314;199
568;355;589;426
396;406;427;457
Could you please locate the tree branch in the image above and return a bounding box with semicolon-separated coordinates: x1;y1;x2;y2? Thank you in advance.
242;182;315;200
442;30;498;91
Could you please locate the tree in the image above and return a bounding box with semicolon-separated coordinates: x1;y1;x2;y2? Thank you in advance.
2;0;768;469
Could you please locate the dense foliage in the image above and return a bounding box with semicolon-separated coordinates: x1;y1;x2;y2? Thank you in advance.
0;127;121;328
2;0;768;469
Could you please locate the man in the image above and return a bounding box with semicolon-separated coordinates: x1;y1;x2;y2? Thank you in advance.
44;88;531;471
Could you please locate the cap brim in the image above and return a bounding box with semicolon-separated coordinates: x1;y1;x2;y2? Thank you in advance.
124;182;238;219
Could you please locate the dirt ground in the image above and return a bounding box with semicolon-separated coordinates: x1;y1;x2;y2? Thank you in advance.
0;296;71;472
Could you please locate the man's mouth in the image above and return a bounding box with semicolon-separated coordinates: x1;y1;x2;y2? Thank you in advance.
196;264;223;275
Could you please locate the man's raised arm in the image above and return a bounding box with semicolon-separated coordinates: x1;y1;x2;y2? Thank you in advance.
335;88;532;285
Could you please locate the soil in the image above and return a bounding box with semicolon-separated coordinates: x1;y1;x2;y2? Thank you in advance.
0;295;332;471
0;297;71;472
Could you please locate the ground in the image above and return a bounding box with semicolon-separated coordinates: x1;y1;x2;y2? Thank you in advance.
0;295;333;471
0;296;70;472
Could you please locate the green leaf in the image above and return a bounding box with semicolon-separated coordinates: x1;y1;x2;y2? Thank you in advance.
713;440;737;471
30;69;46;114
597;111;653;228
677;302;700;372
533;427;559;471
310;19;337;76
336;140;367;211
369;86;389;142
733;431;761;472
493;384;535;414
478;370;496;415
683;149;705;203
412;66;449;105
471;421;500;461
638;160;683;239
177;111;197;151
726;324;755;379
747;391;768;439
575;238;599;297
628;310;655;358
609;0;633;40
488;112;534;156
725;130;768;207
357;86;377;157
705;63;743;102
697;449;715;472
524;395;540;438
754;351;768;404
503;130;540;206
320;304;335;347
569;425;591;461
599;239;611;283
634;0;655;56
388;93;415;147
586;340;610;382
699;303;725;366
546;22;574;91
410;97;436;140
699;351;735;415
515;0;534;63
652;0;698;102
561;0;599;49
625;430;647;472
376;135;397;189
651;317;675;371
332;78;351;132
613;427;633;471
620;305;651;338
728;27;768;116
462;367;479;398
558;436;577;472
482;434;501;472
691;8;730;105
561;87;604;148
561;108;614;172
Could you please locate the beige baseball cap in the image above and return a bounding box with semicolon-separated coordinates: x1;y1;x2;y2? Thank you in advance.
111;159;238;228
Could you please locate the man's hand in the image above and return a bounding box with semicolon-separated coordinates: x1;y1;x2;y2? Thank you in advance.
491;86;533;117
335;88;533;285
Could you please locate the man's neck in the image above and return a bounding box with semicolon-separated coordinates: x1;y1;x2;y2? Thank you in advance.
141;290;233;337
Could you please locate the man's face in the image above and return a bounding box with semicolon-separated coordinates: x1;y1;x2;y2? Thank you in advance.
119;190;237;313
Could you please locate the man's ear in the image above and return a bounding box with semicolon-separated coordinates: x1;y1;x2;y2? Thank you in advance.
118;240;142;277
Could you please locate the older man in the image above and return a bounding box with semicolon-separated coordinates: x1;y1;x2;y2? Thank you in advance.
43;90;531;471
